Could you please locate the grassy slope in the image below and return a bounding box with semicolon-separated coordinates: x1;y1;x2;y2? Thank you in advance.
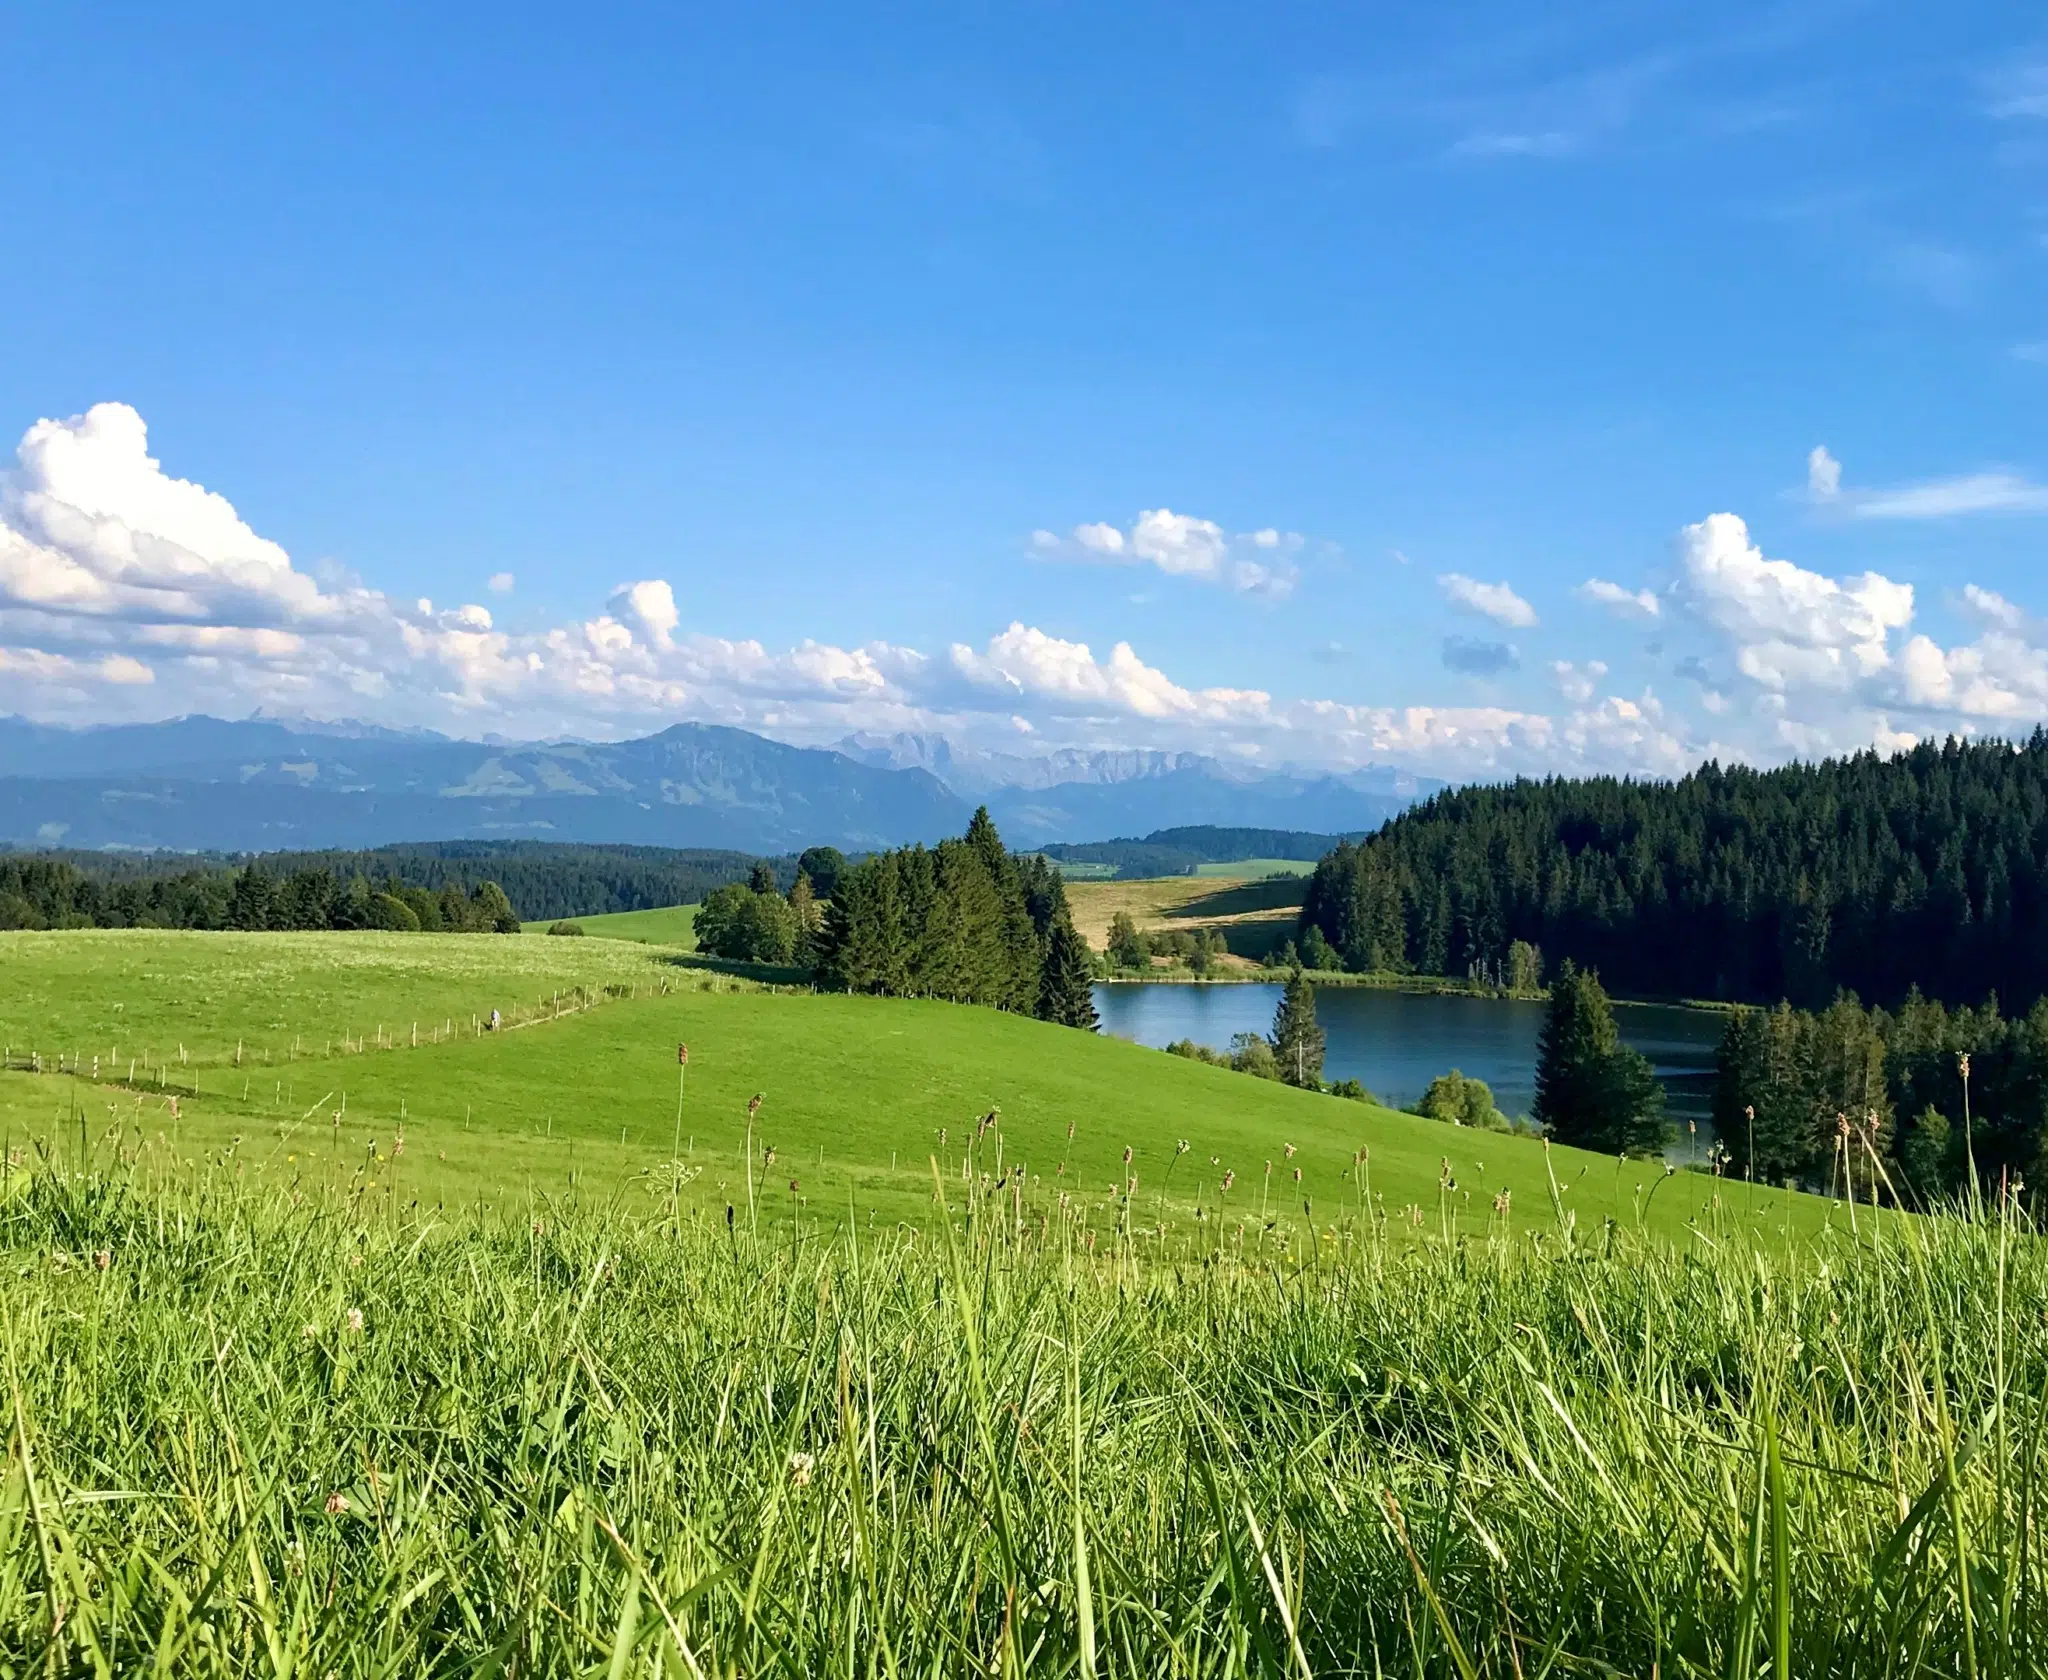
521;903;698;945
1064;874;1304;960
0;929;676;1066
1191;856;1316;878
0;928;1826;1243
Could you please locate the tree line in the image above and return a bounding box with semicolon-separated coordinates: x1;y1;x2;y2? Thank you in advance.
0;853;521;933
1041;825;1354;880
1298;734;2048;1013
3;839;784;924
1710;989;2047;1201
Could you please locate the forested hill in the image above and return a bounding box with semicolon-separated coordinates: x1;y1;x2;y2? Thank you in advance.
1299;733;2048;1012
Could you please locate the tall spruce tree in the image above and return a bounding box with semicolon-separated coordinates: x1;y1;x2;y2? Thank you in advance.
1533;962;1664;1151
1038;917;1099;1029
1270;967;1326;1089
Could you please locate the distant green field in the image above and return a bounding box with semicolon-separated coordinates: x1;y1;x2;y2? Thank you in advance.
0;928;1829;1243
1192;856;1317;878
522;902;697;945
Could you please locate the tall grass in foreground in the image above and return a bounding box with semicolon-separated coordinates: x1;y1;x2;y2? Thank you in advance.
1;1154;2043;1676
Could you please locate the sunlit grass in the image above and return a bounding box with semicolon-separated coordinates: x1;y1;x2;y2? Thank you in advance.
0;1145;2032;1675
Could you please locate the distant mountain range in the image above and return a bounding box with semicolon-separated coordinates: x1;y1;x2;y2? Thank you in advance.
0;715;1439;854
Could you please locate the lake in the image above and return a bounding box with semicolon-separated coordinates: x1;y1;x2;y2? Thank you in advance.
1093;981;1726;1153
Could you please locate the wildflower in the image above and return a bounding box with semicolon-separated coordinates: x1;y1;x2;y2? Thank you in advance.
788;1451;815;1486
1065;1120;1075;1141
1126;1176;1138;1195
1221;1170;1236;1192
1292;1167;1302;1184
764;1146;776;1166
348;1253;363;1268
93;1249;111;1272
346;1307;364;1334
1176;1138;1190;1156
302;1323;318;1340
1492;1189;1512;1217
938;1127;947;1146
789;1178;800;1194
325;1492;351;1514
748;1092;764;1116
1284;1143;1296;1159
1122;1145;1133;1165
391;1131;405;1159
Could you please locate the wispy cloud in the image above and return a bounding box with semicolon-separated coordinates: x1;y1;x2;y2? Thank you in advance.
1577;579;1661;620
1880;243;1978;311
1449;129;1575;159
1806;444;2048;519
1987;60;2048;120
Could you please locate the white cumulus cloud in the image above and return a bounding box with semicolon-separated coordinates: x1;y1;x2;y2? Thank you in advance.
1675;512;1912;692
1438;573;1537;629
1033;508;1303;599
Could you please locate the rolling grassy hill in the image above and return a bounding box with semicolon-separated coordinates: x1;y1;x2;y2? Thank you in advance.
0;928;1826;1242
525;903;699;944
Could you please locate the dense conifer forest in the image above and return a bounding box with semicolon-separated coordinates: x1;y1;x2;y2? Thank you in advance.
1300;734;2048;1012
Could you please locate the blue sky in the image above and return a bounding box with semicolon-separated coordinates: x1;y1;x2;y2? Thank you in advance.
2;1;2046;776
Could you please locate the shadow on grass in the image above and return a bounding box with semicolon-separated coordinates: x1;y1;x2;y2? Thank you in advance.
1157;877;1306;922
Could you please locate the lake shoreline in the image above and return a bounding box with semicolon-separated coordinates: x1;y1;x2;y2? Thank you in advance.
1095;968;1742;1016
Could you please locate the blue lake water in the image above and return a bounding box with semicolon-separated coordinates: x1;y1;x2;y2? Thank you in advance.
1093;981;1725;1150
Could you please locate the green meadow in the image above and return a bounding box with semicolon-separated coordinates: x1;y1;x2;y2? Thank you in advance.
523;902;700;944
15;926;1996;1678
0;929;1822;1241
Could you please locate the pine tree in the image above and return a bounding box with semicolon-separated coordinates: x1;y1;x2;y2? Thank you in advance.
816;856;907;994
1270;967;1326;1089
748;861;779;896
1038;917;1099;1029
1533;962;1622;1147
